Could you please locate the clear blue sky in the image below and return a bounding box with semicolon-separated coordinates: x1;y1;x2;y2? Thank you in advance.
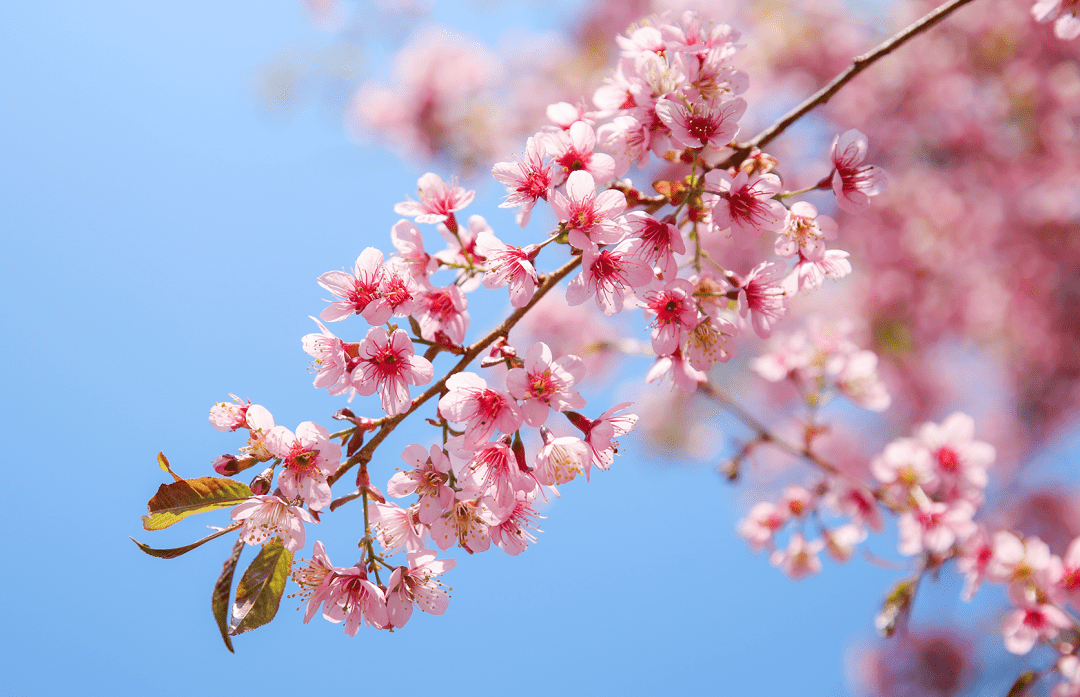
0;2;1057;695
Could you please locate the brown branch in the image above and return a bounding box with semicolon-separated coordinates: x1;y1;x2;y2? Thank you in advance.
327;253;583;487
717;0;980;169
698;383;842;477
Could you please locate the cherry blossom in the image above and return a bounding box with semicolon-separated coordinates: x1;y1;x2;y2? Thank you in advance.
733;261;788;339
1001;584;1072;654
566;239;655;316
368;501;426;556
492;135;553;227
209;394;249;432
534;432;592;486
385;550;457;628
301;317;353;395
770;533;824;580
505;342;586;427
291;540;340;622
738;501;788;551
438;372;523;446
231;494;315;553
1032;0;1080;39
642;279;699;356
353;327;434;417
624;212;685;280
390;219;438;280
489;489;543;555
394;172;475;226
549;170;628;251
830;129;887;214
655;96;745;149
704;169;786;241
474;229;540;308
387;443;455;526
321;564;389;634
267;421;341;511
414;285;469;345
430;492;493;554
544;120;616;186
317;247;390;324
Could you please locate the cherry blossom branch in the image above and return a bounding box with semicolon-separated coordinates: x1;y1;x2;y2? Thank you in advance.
717;0;981;169
698;382;842;477
327;253;584;488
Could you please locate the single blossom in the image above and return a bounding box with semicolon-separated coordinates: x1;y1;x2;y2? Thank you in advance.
317;247;391;324
655;96;745;149
505;342;587;427
489;489;543;555
543;120;616;186
292;540;340;623
353;327;434;417
266;421;341;511
770;533;825;580
830;129;887;214
414;285;470;345
438;372;523;446
394;172;475;225
385;549;457;628
642;279;699;356
321;564;390;634
474;228;540;308
549;170;628;251
704;169;786;241
566;239;656;316
209;394;250;432
231;494;315;553
734;261;788;339
492;135;553;227
387;443;455;526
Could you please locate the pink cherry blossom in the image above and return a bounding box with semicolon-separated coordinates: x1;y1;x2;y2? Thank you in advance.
830;129;887;214
734;261;788;339
823;524;866;563
301;317;353;395
489;489;543;555
209;394;249;432
829;349;891;412
544;120;616;186
231;494;315;553
390;219;438;280
549;170;628;251
414;285;469;345
321;564;389;634
738;501;788;551
238;404;275;462
685;315;738;371
267;421;341;511
534;433;592;486
368;501;426;556
292;540;340;623
655;96;745;149
642;279;699;356
567;403;639;470
387;443;455;526
913;412;994;498
492;135;553;227
1001;583;1072;654
430;493;493;554
385;550;457;628
704;169;786;241
394;172;475;225
505;342;587;427
566;239;656;316
897;497;977;557
474;228;539;308
624;212;686;280
646;346;708;392
353;327;434;417
775;202;837;259
317;247;391;325
448;436;536;520
770;533;825;580
1060;536;1080;603
438;372;523;446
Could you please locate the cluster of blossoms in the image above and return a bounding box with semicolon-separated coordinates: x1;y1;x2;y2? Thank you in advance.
737;411;1080;692
487;13;886;399
188;9;896;641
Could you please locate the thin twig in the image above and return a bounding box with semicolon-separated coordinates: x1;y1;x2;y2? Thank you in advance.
717;0;980;169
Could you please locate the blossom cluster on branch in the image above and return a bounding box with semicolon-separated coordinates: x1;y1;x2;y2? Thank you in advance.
136;3;1080;693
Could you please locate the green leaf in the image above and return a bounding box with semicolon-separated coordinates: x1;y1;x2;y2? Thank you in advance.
157;452;183;482
130;523;241;559
229;539;293;636
142;477;253;531
213;537;245;653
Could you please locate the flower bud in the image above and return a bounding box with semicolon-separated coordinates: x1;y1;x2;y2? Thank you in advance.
249;466;275;496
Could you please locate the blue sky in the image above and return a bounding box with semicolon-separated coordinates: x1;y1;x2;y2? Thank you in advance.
0;2;1063;695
